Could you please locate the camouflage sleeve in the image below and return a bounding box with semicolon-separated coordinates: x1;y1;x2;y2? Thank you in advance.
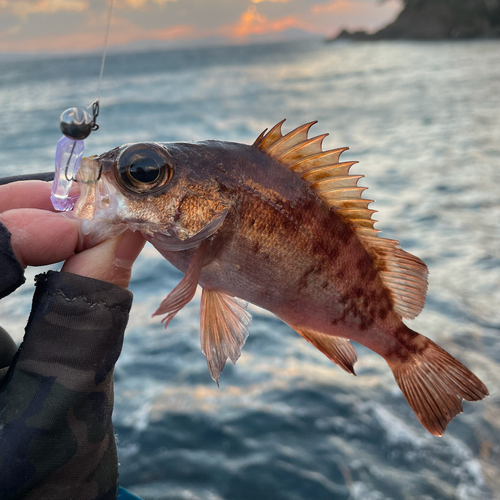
0;221;26;369
0;219;26;300
0;270;133;500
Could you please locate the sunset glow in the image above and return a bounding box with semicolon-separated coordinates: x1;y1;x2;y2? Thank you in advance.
9;0;89;16
224;5;308;39
0;0;403;53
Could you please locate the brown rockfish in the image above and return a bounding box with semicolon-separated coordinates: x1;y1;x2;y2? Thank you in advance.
74;120;488;436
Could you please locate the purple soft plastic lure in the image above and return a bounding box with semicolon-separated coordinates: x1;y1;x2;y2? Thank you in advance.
51;135;85;211
51;106;95;211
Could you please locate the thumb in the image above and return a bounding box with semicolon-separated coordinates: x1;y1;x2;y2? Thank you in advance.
61;230;146;288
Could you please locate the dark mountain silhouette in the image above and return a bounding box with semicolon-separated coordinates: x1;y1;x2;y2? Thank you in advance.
332;0;500;40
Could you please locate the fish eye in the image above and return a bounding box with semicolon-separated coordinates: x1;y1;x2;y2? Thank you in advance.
116;144;172;194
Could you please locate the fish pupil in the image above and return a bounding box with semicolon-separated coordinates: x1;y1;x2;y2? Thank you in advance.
129;156;161;184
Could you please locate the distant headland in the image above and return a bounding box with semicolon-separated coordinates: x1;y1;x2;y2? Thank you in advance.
331;0;500;41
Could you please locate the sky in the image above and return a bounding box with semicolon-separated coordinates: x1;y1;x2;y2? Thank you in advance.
0;0;403;53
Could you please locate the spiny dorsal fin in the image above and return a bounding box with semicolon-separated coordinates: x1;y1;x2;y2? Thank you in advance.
254;120;429;319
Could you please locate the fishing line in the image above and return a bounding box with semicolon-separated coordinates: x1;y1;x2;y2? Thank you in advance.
97;0;114;105
50;0;115;211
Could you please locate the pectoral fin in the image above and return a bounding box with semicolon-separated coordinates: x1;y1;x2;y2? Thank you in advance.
153;240;211;327
294;327;357;375
200;289;252;384
151;208;229;252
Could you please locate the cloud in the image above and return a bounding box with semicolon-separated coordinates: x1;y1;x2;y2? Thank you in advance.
0;0;404;53
251;0;290;3
109;17;194;43
119;0;148;8
5;0;88;16
0;0;180;15
221;4;309;39
311;0;399;15
0;17;194;52
309;0;402;34
311;0;364;14
150;23;193;40
117;0;178;9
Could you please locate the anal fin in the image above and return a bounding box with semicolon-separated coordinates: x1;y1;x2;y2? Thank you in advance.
200;289;252;385
295;328;357;375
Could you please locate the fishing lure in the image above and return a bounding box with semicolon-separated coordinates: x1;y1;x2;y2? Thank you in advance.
51;104;98;211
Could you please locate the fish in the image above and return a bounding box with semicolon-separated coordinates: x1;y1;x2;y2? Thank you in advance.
73;120;488;436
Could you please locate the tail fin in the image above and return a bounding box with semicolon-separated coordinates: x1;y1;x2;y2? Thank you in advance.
388;337;489;436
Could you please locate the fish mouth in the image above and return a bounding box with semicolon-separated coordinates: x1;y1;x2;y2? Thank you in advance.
73;156;100;220
73;154;132;248
73;155;115;220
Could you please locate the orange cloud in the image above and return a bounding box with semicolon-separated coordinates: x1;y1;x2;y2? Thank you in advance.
151;23;194;40
104;21;194;47
311;0;396;15
7;0;88;16
0;32;105;53
222;5;309;39
0;19;194;52
311;0;357;14
117;0;178;9
251;0;290;3
118;0;148;8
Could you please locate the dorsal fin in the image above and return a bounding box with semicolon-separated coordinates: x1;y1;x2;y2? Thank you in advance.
254;120;429;319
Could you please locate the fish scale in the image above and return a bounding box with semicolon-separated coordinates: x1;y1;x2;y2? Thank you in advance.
73;120;488;437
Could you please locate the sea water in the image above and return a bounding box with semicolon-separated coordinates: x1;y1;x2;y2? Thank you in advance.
0;39;499;500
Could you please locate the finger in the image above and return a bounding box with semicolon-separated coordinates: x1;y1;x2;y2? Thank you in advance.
0;181;80;213
0;181;54;213
0;209;80;268
62;230;146;288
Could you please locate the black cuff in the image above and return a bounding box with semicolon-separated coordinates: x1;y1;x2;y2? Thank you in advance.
0;222;25;300
22;270;133;377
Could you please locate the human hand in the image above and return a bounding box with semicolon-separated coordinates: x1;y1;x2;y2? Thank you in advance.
0;180;145;287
